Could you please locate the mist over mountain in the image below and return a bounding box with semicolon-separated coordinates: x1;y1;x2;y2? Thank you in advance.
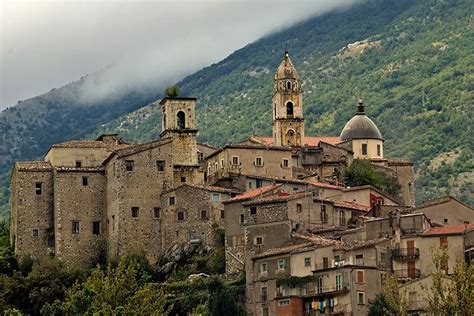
0;0;473;218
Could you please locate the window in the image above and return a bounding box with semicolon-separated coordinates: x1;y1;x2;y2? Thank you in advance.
261;287;268;302
282;158;289;168
278;259;285;270
320;205;327;223
316;276;323;294
286;81;292;90
75;160;82;167
156;160;165;172
377;144;381;156
248;182;253;189
323;257;329;269
339;210;346;226
334;255;340;263
355;254;364;265
220;209;225;219
357;292;365;305
197;152;204;162
256;179;263;188
278;299;290;307
261;262;268;274
231;156;240;165
200;210;208;220
250;206;257;215
92;221;100;235
153;207;161;219
361;144;368;155
72;221;80;234
220;158;225;168
211;193;220;202
304;257;311;267
444;218;448;224
82;176;88;186
207;165;211;175
35;182;43;195
262;307;269;316
32;229;39;237
297;203;302;213
169;196;176;205
356;270;365;283
125;160;134;171
336;274;342;290
255;236;263;245
286;101;294;116
177;111;186;129
255;157;263;166
177;211;185;221
131;207;139;218
181;176;186;183
240;214;244;224
214;162;218;172
380;252;386;264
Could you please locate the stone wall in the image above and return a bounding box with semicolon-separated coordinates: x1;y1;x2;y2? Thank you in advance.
11;168;54;259
53;169;106;267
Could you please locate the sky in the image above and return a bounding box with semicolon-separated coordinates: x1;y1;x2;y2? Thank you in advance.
0;0;363;110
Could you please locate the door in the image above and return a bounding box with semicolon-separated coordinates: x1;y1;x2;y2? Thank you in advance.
407;261;416;278
407;240;415;256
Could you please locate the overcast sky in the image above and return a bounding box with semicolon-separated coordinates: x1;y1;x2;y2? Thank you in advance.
0;0;362;110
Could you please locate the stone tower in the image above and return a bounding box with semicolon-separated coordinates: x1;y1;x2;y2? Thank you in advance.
272;51;305;147
160;97;199;167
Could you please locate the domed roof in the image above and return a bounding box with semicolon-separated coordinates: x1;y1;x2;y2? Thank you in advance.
340;101;383;141
275;51;299;80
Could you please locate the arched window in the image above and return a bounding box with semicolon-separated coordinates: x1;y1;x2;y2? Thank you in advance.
286;102;294;117
286;81;292;90
287;130;295;146
177;111;186;129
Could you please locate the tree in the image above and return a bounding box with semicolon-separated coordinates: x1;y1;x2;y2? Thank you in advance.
344;159;401;196
367;275;408;316
165;85;180;98
423;246;474;315
42;257;169;315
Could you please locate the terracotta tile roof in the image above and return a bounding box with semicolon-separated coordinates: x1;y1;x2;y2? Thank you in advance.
336;237;390;251
331;200;371;212
165;183;241;195
415;195;473;211
253;234;344;259
52;140;107;149
15;161;52;171
252;136;341;146
304;178;344;190
224;184;282;203
423;224;474;236
55;166;105;172
243;191;309;206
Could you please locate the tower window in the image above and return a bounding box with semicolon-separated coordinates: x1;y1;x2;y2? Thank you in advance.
75;160;82;167
377;144;381;156
82;176;88;186
154;207;161;219
156;160;165;172
92;221;100;235
286;101;294;116
361;144;368;155
35;182;43;195
177;111;186;129
177;211;185;221
131;207;139;218
286;81;292;90
200;210;208;220
125;160;134;171
72;221;80;234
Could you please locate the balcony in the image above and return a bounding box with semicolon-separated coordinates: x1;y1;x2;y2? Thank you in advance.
278;283;349;299
394;269;421;280
392;248;420;260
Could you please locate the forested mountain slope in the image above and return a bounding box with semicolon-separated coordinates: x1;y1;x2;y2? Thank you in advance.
1;0;472;218
93;0;473;205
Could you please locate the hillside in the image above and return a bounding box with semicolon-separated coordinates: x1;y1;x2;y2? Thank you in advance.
92;0;473;205
0;0;472;218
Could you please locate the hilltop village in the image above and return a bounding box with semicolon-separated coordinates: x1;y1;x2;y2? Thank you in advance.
10;52;474;316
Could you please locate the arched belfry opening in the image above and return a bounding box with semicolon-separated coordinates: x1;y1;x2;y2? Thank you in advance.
286;102;294;117
286;81;292;90
177;111;186;129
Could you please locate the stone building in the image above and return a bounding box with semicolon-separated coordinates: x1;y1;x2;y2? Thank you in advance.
10;97;220;266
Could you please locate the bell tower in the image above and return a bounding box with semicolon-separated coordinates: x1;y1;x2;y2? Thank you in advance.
272;51;305;147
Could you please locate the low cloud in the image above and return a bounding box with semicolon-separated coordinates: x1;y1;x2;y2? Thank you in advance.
1;0;363;109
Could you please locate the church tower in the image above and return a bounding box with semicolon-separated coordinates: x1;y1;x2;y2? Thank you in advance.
272;51;305;147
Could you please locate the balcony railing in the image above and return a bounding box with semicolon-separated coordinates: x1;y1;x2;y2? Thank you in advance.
394;269;421;279
278;283;349;298
392;248;420;260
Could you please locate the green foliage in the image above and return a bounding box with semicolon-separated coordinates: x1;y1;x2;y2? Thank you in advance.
165;85;180;98
276;274;318;288
367;293;396;316
344;159;401;197
41;257;169;315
